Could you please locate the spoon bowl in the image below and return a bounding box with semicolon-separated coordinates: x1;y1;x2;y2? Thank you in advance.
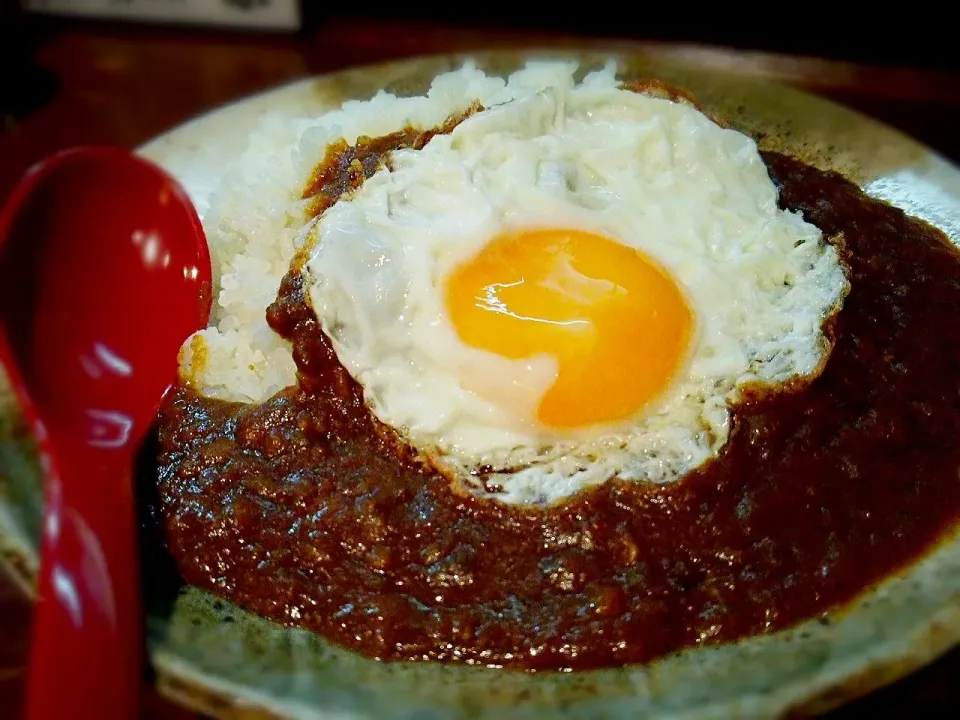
0;146;211;719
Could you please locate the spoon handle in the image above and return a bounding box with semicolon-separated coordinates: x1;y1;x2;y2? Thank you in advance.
25;440;141;720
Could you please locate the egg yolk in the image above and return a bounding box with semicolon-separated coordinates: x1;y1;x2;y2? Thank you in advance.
445;228;694;429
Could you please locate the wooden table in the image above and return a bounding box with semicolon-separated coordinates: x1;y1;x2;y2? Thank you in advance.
1;16;959;719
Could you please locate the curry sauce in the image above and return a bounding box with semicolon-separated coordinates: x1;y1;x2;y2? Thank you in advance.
156;147;960;671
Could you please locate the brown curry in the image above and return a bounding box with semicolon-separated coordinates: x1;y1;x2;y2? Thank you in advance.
155;104;960;671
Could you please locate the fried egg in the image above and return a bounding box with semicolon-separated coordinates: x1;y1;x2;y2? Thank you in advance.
304;68;849;505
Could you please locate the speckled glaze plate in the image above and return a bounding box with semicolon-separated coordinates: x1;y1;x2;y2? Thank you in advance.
3;50;960;719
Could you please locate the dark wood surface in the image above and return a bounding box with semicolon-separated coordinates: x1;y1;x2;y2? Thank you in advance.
1;15;959;719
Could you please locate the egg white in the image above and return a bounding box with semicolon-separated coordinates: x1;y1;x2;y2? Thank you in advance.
303;65;849;505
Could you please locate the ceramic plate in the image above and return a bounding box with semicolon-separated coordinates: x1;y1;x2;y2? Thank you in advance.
2;50;960;719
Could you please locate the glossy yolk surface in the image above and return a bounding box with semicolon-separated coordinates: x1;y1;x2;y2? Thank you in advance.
445;228;694;429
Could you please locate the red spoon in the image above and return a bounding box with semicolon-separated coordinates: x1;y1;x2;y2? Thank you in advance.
0;147;211;719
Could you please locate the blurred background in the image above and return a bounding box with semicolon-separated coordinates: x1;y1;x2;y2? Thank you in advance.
2;2;959;175
1;1;959;717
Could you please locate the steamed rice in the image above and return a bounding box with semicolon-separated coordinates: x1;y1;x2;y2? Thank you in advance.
181;61;613;402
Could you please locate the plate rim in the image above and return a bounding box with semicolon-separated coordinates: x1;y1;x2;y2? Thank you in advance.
3;46;960;719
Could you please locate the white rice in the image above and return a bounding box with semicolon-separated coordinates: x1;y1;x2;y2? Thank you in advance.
181;60;602;402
